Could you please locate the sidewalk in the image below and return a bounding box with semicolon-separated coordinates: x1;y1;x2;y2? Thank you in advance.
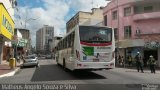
116;65;160;74
0;61;21;78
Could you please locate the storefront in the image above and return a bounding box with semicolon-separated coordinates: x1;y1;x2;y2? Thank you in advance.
121;41;160;68
13;38;28;57
3;42;13;61
0;3;14;64
143;41;160;67
116;39;144;66
134;33;160;67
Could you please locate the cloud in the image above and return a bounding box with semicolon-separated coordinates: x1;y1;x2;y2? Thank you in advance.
15;0;109;46
69;0;108;12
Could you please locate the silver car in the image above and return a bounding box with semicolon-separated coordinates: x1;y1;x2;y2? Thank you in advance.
22;55;39;67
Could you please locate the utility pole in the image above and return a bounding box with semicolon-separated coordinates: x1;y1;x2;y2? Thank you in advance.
91;0;94;9
24;18;38;29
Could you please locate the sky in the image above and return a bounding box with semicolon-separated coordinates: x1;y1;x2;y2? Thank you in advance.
14;0;110;46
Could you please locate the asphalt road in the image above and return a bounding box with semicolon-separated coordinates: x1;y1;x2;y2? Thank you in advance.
0;59;160;90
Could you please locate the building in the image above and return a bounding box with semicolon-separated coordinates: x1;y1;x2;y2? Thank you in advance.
0;0;15;19
66;7;104;33
14;28;31;55
0;0;16;64
103;0;160;67
36;25;54;54
30;46;36;54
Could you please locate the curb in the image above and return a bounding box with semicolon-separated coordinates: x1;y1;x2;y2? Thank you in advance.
117;68;160;74
0;68;20;78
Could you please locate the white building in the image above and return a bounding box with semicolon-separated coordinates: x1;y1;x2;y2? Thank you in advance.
66;7;104;33
36;25;54;54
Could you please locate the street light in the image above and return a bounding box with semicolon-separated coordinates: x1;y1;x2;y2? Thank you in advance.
24;18;38;29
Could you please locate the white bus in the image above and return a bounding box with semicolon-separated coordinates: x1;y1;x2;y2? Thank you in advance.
55;25;115;71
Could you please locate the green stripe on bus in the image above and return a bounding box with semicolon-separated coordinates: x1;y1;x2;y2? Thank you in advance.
83;47;94;56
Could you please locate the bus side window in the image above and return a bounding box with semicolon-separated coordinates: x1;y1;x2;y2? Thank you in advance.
68;34;71;48
67;37;69;48
65;38;67;48
64;38;66;49
59;45;60;50
62;40;64;49
73;32;75;46
71;33;73;47
60;42;62;50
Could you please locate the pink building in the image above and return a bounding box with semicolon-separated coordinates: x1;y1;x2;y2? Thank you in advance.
103;0;160;67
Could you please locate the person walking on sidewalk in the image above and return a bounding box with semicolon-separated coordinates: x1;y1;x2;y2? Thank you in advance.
21;54;25;64
118;55;122;66
135;52;144;73
128;55;132;67
148;55;156;73
16;53;20;64
121;56;124;66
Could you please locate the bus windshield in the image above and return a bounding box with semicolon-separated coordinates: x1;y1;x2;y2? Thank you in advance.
79;26;112;43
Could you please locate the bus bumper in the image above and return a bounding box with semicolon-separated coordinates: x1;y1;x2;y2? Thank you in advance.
74;60;115;70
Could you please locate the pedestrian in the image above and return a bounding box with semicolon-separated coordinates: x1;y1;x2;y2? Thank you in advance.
118;55;122;66
135;52;144;73
128;55;132;67
121;56;124;66
148;55;156;73
16;53;20;64
21;54;25;64
17;55;20;63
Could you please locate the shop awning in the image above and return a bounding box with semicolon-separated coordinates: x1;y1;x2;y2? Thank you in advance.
116;39;144;48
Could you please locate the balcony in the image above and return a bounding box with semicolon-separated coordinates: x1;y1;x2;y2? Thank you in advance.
133;11;160;21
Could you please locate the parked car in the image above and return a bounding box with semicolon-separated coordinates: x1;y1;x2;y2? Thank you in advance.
22;55;39;68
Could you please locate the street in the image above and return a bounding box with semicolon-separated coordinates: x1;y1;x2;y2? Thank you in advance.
0;59;160;90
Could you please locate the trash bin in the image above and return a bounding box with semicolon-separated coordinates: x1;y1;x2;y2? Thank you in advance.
9;58;16;69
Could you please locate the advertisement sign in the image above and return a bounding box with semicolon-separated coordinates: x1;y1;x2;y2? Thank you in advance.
144;41;160;49
17;39;28;47
82;46;110;62
0;4;14;40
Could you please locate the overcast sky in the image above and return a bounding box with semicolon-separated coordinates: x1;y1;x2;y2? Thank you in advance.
14;0;110;46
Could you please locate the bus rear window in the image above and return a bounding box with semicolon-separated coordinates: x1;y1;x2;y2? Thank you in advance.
79;26;112;43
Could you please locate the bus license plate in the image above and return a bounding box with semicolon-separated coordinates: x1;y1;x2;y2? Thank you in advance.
93;58;99;62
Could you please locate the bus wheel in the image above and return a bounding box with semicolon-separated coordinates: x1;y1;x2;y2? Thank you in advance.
63;59;66;70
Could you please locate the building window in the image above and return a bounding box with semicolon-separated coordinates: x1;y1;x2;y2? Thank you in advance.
144;6;153;13
112;11;117;20
114;28;118;40
124;7;131;16
134;6;140;14
124;26;132;39
104;15;107;26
